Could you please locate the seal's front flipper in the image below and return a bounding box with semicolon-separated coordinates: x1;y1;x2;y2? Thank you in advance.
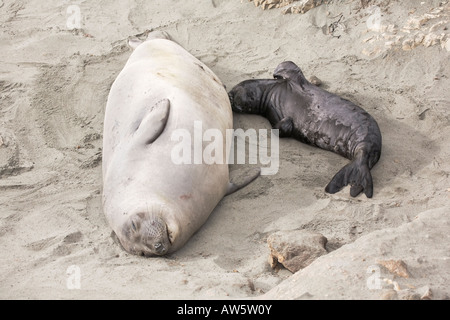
274;117;294;137
226;167;261;196
134;99;170;145
325;156;373;198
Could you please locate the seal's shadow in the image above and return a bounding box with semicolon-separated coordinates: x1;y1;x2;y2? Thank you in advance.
369;113;439;194
348;91;440;197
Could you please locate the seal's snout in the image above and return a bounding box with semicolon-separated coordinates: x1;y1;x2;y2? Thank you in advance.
141;216;171;256
138;242;168;257
153;242;167;255
122;212;172;257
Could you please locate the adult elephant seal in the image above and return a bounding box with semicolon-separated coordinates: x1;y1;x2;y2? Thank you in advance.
102;31;258;256
228;61;382;198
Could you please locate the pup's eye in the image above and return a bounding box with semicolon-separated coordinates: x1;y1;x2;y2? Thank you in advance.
131;221;137;231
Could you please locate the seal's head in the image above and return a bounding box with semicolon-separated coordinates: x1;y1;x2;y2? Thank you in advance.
273;61;307;86
228;80;268;115
120;212;172;256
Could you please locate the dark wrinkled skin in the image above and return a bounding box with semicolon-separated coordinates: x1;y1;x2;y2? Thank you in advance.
228;61;382;198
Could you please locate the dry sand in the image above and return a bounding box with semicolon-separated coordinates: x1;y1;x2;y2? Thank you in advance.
0;0;449;299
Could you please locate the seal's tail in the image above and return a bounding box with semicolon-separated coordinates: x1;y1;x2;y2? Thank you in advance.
325;157;373;198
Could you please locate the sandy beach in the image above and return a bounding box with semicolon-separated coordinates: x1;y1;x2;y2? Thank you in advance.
1;0;449;299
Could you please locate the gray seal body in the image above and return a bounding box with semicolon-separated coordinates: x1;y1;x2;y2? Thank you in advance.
228;61;382;198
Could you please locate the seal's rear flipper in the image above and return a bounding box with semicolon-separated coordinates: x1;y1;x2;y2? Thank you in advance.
128;37;143;50
226;167;261;196
128;31;172;50
133;99;170;145
325;158;373;198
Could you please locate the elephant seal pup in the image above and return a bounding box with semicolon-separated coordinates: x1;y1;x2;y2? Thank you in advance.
102;31;259;256
228;61;382;198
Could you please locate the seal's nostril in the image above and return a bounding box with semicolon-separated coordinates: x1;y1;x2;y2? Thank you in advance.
154;242;167;254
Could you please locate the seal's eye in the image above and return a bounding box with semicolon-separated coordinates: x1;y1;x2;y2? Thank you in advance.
131;221;137;232
154;243;162;250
